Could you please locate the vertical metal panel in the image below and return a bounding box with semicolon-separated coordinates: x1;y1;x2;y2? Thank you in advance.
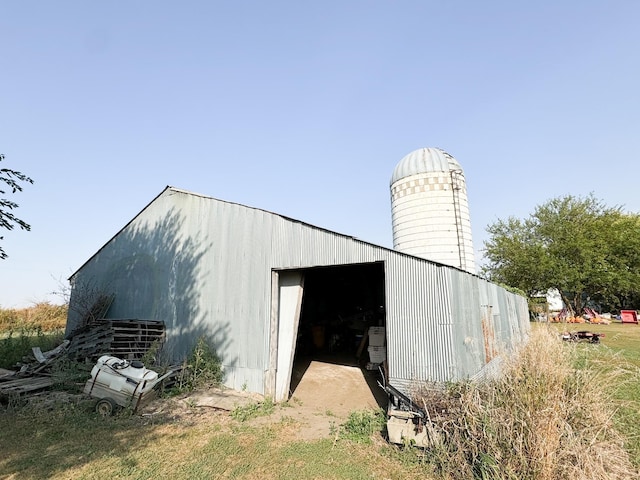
274;271;304;401
384;256;457;392
449;269;486;378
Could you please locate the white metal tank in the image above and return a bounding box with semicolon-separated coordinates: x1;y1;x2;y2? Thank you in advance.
390;147;476;273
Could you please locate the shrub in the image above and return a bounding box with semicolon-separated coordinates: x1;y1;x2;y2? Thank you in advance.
175;336;223;391
50;356;92;393
338;408;386;444
230;397;275;422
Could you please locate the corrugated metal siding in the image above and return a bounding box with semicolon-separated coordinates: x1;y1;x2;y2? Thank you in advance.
449;269;485;379
69;187;531;396
69;190;278;394
384;258;457;393
270;218;390;269
384;263;530;393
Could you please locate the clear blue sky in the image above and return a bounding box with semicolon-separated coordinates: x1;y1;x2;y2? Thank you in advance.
2;1;639;308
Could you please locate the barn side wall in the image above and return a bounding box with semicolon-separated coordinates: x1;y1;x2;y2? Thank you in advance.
68;188;530;396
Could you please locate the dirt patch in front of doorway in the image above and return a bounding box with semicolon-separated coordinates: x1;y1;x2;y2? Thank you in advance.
251;360;387;441
139;360;387;442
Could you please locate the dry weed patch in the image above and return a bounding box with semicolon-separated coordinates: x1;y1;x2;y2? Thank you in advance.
412;327;637;480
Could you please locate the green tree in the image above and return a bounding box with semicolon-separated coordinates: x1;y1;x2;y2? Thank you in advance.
482;194;640;314
0;154;34;259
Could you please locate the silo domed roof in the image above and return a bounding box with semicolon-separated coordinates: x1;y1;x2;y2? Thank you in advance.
391;147;462;185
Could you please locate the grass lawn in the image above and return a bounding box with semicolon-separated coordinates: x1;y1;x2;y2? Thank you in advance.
1;322;639;479
0;404;419;480
543;321;640;465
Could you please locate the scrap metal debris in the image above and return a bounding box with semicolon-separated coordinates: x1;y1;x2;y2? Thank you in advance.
0;318;167;399
561;330;604;343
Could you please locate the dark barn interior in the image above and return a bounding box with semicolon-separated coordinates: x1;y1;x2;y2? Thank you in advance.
289;261;386;394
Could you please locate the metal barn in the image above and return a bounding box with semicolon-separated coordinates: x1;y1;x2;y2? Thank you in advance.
66;186;530;401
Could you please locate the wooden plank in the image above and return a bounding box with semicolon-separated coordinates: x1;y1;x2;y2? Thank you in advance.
106;333;164;339
0;376;53;395
0;368;17;382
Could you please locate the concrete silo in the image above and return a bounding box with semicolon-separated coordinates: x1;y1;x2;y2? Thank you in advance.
390;147;476;273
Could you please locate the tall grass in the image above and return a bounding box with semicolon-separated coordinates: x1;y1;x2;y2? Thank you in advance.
0;327;66;370
544;322;640;465
0;302;67;333
0;303;68;370
413;326;637;480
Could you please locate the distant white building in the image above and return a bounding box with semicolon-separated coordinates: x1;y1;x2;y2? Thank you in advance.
546;288;563;311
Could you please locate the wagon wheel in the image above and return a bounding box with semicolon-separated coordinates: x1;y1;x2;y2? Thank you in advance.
96;397;117;416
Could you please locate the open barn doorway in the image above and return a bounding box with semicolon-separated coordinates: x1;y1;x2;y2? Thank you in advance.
274;261;388;411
